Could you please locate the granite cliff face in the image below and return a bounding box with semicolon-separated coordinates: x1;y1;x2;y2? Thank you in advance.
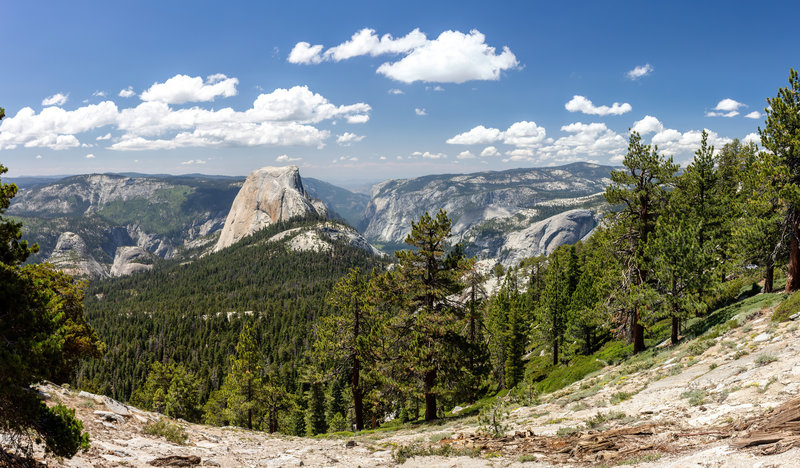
360;162;612;263
46;232;108;279
9;173;240;277
213;166;322;252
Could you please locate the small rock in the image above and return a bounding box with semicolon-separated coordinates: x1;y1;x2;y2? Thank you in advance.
451;405;465;414
345;440;357;448
103;396;132;416
94;410;125;424
149;455;201;467
753;333;771;343
201;460;221;467
110;449;132;457
790;312;800;321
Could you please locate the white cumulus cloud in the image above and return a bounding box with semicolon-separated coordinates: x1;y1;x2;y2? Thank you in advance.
456;150;476;159
141;74;239;104
706;98;745;117
289;28;518;84
276;154;302;162
42;93;69;106
119;87;136;98
742;133;761;145
1;78;370;152
180;159;206;165
324;28;427;61
446;125;503;145
377;30;518;84
85;153;95;159
414;108;427;116
627;64;653;80
744;111;761;119
412;151;447;159
0;101;118;150
287;42;324;64
632;115;665;135
388;88;404;95
336;132;365;146
480;146;499;157
565;95;632;116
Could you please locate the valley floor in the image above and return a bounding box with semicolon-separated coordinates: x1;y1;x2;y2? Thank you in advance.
22;296;800;467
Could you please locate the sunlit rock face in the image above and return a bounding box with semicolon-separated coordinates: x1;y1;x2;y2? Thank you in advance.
214;165;321;252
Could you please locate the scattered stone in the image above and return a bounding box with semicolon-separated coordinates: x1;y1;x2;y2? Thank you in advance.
201;460;220;467
451;405;465;414
790;312;800;321
345;440;357;448
103;395;131;416
94;410;125;424
109;449;132;457
149;455;201;466
754;332;771;343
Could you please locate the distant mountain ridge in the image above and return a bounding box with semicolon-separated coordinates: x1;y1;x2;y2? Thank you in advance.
360;162;613;263
8;162;614;275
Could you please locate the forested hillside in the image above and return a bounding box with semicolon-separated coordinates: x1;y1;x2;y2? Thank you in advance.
75;215;386;408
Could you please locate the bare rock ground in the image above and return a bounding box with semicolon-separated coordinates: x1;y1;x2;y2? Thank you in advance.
23;295;800;467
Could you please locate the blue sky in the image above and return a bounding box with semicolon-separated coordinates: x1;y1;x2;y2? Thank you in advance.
1;1;797;187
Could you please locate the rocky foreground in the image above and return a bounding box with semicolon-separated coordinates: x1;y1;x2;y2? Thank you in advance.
21;296;800;467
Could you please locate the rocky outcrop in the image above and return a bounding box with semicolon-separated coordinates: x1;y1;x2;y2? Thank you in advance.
266;222;383;256
110;246;156;277
46;232;108;278
213;166;322;252
498;209;598;266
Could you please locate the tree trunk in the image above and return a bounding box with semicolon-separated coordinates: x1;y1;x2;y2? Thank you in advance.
633;308;645;354
788;220;800;293
764;259;774;293
552;339;559;366
352;356;364;430
268;415;277;433
424;369;437;421
671;315;679;345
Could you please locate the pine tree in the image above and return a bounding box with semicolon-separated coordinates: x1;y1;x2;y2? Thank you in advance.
312;267;373;430
537;245;579;365
645;212;708;344
306;381;328;435
203;323;263;429
386;210;469;420
759;69;800;292
735;149;785;293
604;131;678;353
0;157;104;460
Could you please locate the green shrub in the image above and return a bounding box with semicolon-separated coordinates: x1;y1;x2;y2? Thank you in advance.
477;399;508;438
680;389;707;406
40;404;91;457
556;426;580;436
143;419;188;445
686;338;715;356
755;354;778;367
393;444;480;463
773;292;799;322
609;392;631;405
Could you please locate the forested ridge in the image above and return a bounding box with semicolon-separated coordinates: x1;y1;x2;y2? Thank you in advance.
75;215;386;408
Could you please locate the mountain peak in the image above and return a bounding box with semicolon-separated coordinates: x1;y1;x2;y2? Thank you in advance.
213;165;321;252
